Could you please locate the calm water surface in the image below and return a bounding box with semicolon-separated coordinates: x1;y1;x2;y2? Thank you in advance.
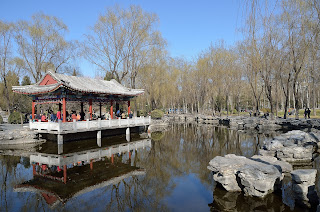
0;123;317;211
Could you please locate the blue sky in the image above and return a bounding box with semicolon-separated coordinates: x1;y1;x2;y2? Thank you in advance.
0;0;244;77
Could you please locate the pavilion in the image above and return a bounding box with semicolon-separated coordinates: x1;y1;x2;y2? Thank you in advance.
12;71;151;144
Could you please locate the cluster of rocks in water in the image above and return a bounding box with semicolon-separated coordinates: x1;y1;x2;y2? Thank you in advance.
0;125;41;144
207;130;320;208
169;113;320;132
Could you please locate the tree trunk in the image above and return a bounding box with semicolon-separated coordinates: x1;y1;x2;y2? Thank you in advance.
293;91;296;110
294;84;300;120
288;90;291;109
226;95;229;116
191;103;194;114
3;78;11;115
237;95;240;116
313;79;316;116
275;82;278;117
284;93;289;119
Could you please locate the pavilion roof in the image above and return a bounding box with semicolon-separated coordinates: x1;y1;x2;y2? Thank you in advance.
12;71;144;96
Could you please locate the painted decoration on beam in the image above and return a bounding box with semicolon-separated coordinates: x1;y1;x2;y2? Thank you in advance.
36;95;61;101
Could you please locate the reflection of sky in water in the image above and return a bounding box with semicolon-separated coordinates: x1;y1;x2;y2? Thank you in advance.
163;174;213;212
240;138;257;157
64;175;147;211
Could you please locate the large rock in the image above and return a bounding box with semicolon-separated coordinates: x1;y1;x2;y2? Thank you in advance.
258;149;276;157
263;139;284;151
208;154;247;191
291;169;317;185
251;155;293;174
261;130;318;164
291;169;318;208
275;130;317;145
276;146;314;164
0;128;39;143
237;163;281;197
208;154;282;197
277;118;320;130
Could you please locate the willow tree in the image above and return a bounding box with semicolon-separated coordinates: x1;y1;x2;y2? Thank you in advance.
83;5;165;87
279;0;313;119
0;21;15;114
241;0;265;115
137;47;170;110
304;0;320;116
15;13;74;82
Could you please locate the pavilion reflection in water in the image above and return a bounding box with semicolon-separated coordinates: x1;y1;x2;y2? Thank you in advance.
14;139;151;208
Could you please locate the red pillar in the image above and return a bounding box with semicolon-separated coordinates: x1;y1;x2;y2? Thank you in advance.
32;164;36;176
110;100;113;119
32;100;35;120
128;101;131;116
90;160;93;170
63;165;67;184
63;97;66;122
129;151;131;160
111;154;114;164
89;99;92;120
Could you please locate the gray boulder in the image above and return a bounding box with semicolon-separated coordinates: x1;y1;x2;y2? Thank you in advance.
291;169;317;185
251;155;292;174
208;154;283;197
237;163;281;197
291;169;318;207
208;154;247;191
261;130;318;164
276;146;313;164
258;149;276;157
263;139;284;151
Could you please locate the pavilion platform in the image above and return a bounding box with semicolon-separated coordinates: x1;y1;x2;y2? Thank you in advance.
30;116;151;144
30;116;151;134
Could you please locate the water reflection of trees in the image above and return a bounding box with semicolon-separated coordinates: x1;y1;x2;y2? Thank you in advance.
0;123;278;211
91;155;170;211
96;123;275;211
140;124;271;186
0;155;36;212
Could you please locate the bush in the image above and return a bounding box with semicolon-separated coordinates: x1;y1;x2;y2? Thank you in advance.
8;111;22;124
261;108;271;114
221;111;227;115
298;109;305;116
151;109;164;119
137;110;146;117
0;115;3;124
232;109;238;114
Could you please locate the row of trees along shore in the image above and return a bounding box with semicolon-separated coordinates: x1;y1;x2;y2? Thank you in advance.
1;1;320;119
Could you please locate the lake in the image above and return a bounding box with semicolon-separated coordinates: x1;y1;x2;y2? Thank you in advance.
0;123;317;211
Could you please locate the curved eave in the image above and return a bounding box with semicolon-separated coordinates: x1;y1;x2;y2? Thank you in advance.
12;84;144;97
61;84;145;97
14;185;62;202
12;84;63;95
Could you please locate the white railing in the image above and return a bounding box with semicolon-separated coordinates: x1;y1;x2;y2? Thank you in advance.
29;116;151;132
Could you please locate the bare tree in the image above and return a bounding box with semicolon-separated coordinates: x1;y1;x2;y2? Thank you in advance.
83;5;164;86
15;13;74;82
